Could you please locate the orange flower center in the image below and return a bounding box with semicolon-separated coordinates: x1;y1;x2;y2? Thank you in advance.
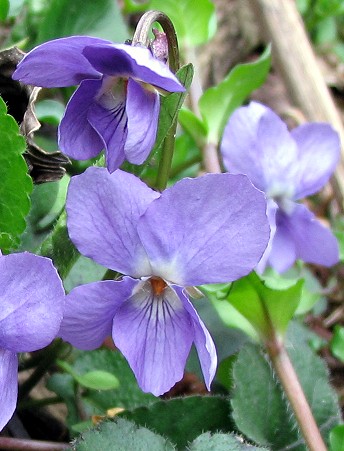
150;277;167;295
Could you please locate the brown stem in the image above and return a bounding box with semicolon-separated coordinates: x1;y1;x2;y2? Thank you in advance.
266;337;327;451
0;437;69;451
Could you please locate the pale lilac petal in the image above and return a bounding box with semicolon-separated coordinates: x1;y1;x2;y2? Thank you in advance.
58;79;104;160
66;167;159;277
175;287;216;390
59;278;136;350
0;350;17;431
256;199;278;274
125;79;160;164
83;43;184;92
291;123;340;199
221;102;298;195
13;36;110;87
138;173;270;286
0;253;64;353
87;81;127;172
269;202;339;272
112;280;194;396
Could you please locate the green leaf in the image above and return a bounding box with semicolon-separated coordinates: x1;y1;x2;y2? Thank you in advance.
330;425;344;451
178;108;207;147
39;210;79;279
58;360;120;391
155;64;194;150
0;0;9;21
231;337;340;449
189;432;270;451
72;418;176;451
199;46;271;143
330;326;344;362
36;0;129;45
228;272;303;340
149;0;216;46
73;349;155;410
0;97;33;251
119;396;235;450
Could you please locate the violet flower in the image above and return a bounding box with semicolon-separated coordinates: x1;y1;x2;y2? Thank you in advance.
12;36;185;173
220;101;340;273
59;167;270;395
0;252;64;431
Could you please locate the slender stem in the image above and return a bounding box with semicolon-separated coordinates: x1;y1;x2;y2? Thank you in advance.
266;336;327;451
132;10;181;190
0;437;69;451
155;121;178;191
18;340;65;400
183;44;222;173
132;10;180;72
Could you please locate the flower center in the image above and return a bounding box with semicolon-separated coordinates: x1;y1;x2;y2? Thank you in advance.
150;277;167;295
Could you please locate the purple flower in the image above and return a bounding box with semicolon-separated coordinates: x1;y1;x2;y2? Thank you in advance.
0;252;64;431
13;36;185;173
59;167;270;395
220;101;340;273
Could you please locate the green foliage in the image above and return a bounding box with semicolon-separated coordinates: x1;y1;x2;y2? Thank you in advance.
0;97;33;252
119;396;235;450
0;0;9;21
188;432;270;451
39;211;79;279
58;360;120;391
223;272;303;341
149;0;216;47
330;425;344;451
231;337;340;450
71;418;176;451
35;0;129;45
199;46;271;143
71;349;155;411
330;326;344;361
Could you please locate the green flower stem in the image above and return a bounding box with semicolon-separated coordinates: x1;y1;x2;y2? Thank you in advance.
155;121;178;191
265;336;327;451
0;437;69;451
132;10;181;191
132;10;180;72
18;339;65;400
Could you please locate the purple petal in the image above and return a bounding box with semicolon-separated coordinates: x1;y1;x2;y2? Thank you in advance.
175;286;216;390
0;253;64;353
0;350;17;432
291;123;340;199
58;79;104;160
268;202;339;272
13;36;110;87
124;79;160;164
59;278;137;350
138;173;270;286
83;43;185;92
221;102;298;195
87;79;128;172
112;280;194;396
66;167;159;277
